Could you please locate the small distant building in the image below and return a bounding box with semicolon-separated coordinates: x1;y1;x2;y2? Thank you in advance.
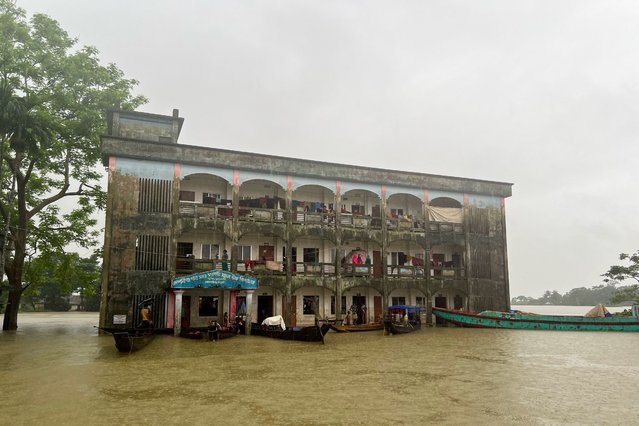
98;109;513;332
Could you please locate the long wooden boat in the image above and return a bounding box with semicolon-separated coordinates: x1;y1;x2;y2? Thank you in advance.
432;307;639;331
330;322;384;333
111;329;155;353
384;305;422;335
250;322;331;343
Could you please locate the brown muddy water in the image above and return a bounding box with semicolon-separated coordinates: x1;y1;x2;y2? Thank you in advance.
0;312;637;425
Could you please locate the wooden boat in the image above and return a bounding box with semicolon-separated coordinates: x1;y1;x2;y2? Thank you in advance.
383;305;422;335
330;322;384;333
111;329;155;353
250;316;331;343
432;306;639;331
208;325;239;341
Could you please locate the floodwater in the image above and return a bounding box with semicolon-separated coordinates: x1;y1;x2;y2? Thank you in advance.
1;311;638;425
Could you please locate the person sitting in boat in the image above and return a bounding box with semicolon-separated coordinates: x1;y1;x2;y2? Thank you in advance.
139;305;152;328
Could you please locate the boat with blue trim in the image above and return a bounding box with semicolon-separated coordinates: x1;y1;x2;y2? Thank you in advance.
432;305;639;332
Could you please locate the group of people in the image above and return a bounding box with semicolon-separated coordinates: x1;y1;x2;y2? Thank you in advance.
351;253;371;265
343;303;367;325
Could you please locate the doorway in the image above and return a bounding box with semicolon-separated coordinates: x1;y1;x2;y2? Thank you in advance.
257;295;273;324
374;295;382;323
259;245;274;262
181;295;191;330
351;295;366;324
435;296;447;325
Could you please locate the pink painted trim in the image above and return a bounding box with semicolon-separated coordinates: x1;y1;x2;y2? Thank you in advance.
287;176;292;191
108;156;116;172
336;180;341;193
233;170;240;186
174;163;181;178
463;193;469;206
167;292;176;328
423;190;429;204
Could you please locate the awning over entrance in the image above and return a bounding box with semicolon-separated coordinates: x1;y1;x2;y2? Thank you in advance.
172;270;258;289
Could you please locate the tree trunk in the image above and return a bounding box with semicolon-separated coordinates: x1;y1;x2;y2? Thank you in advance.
3;222;27;330
2;286;22;330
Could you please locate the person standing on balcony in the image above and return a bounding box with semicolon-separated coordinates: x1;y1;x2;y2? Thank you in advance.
222;249;229;271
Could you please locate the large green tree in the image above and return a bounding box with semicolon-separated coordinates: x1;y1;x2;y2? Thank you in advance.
603;251;639;304
0;1;145;330
21;251;101;311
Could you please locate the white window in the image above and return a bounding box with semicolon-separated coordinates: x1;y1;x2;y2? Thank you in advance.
236;245;251;261
201;244;219;260
390;208;404;217
303;248;319;263
391;296;406;305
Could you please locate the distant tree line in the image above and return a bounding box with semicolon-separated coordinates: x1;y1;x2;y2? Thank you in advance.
513;250;639;306
511;284;621;306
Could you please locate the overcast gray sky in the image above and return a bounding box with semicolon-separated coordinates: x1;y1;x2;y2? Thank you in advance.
18;0;639;298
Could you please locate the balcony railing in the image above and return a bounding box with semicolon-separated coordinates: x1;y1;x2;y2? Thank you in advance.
175;257;464;279
178;202;463;234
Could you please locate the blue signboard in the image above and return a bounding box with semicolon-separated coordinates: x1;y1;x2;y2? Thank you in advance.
172;269;258;289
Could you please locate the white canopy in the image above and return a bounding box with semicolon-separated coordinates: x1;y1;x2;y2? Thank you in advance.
261;315;286;330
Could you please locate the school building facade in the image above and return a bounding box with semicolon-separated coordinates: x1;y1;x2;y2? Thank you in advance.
98;108;513;332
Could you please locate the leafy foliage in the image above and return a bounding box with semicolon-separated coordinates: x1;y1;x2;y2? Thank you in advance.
22;252;101;311
603;251;639;304
0;1;145;328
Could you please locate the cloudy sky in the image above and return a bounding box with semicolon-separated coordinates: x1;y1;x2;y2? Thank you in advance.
17;0;639;298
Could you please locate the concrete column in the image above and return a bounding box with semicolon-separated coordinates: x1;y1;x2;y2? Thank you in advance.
231;170;240;272
381;188;389;308
463;194;472;311
284;180;292;325
222;289;230;318
335;185;344;322
173;290;184;336
424;194;433;325
245;289;255;335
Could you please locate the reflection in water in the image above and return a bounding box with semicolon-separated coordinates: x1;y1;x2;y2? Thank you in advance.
1;312;638;425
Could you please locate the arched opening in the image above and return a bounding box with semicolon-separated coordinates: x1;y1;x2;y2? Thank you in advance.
429;196;462;223
238;179;286;221
387;193;424;230
341;189;381;228
292;184;336;224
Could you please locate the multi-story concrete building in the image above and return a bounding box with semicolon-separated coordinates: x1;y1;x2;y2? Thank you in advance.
99;109;513;333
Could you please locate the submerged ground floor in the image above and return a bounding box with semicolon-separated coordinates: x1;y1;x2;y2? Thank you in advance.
129;283;469;335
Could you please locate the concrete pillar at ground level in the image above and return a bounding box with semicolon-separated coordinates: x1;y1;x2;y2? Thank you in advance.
173;290;184;336
245;289;255;335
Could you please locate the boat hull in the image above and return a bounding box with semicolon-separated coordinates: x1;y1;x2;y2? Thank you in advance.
250;322;331;343
330;323;384;333
432;308;639;331
112;330;155;352
383;321;421;335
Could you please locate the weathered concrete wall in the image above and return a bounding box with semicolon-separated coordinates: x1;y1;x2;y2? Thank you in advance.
101;172;173;327
465;205;510;312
